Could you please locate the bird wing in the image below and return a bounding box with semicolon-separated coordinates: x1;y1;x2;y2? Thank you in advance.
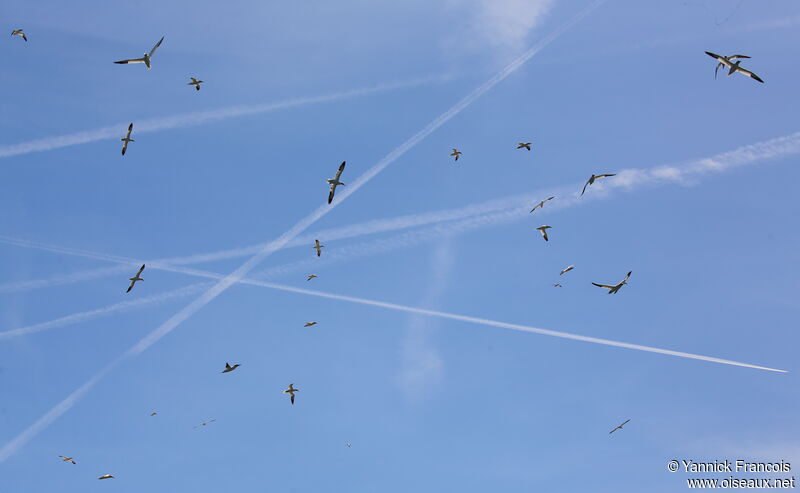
540;229;548;241
149;36;165;57
334;161;346;181
136;264;145;276
290;394;295;404
328;183;336;204
126;279;136;292
121;141;128;155
592;283;614;289
126;123;133;139
598;173;616;179
530;202;542;213
621;419;630;426
581;179;591;196
729;54;750;60
704;51;725;63
114;57;145;64
621;271;632;283
738;67;764;83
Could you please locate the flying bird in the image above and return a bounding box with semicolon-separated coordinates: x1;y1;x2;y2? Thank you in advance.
345;443;352;448
114;36;164;69
306;274;318;281
11;29;27;41
535;225;552;242
58;456;76;464
559;265;575;275
221;362;240;373
552;283;562;288
327;161;346;204
312;239;324;257
705;51;763;83
304;321;318;327
187;77;203;91
98;474;114;480
516;142;532;151
283;383;299;405
592;271;632;294
126;264;145;292
120;123;134;156
530;196;555;213
450;148;462;161
609;419;631;434
581;173;616;196
194;419;216;429
150;412;157;416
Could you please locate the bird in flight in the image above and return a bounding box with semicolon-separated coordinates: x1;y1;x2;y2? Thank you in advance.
530;196;555;213
114;36;164;69
450;148;462;161
150;412;158;416
283;383;299;405
312;239;324;257
304;321;318;327
552;283;562;288
535;225;552;242
126;264;145;293
516;142;532;151
559;265;575;275
705;51;763;83
592;271;632;294
581;173;616;196
187;77;203;91
194;419;216;429
609;419;631;434
120;123;135;156
345;443;352;448
306;274;318;281
221;362;241;373
58;456;76;464
98;474;114;480
327;161;346;204
11;29;27;42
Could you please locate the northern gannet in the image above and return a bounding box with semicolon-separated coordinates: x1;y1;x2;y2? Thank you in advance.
187;77;203;91
98;474;114;480
592;271;632;294
450;148;462;161
516;142;532;151
194;419;216;429
327;161;346;204
559;265;574;275
283;383;299;404
11;29;27;42
221;362;241;373
530;196;555;213
313;239;324;257
581;173;616;196
609;419;630;434
120;123;134;156
304;321;318;327
705;51;763;83
306;274;318;281
58;456;76;464
126;264;145;292
536;225;552;242
114;36;164;69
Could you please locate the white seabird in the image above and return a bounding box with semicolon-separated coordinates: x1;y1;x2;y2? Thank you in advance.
312;239;324;257
559;265;574;275
327;161;346;204
705;51;763;83
98;474;114;480
283;383;299;405
450;148;462;161
120;123;135;156
11;29;27;42
187;77;203;91
592;271;632;294
530;196;555;213
609;419;630;434
126;264;145;292
114;36;164;69
536;225;552;242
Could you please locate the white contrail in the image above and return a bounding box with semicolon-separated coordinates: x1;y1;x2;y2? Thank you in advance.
0;240;785;373
0;283;208;340
0;2;604;462
0;75;447;160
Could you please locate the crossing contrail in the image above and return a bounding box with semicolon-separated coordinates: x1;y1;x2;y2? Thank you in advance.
0;0;605;462
0;75;448;161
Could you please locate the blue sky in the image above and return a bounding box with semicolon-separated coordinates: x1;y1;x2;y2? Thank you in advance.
1;0;800;491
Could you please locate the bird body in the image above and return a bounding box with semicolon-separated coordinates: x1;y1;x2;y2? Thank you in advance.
58;456;76;464
187;77;203;90
126;264;145;292
98;474;114;480
450;148;462;161
11;29;27;41
327;161;346;204
592;271;632;294
306;274;318;281
705;51;763;83
581;173;616;196
114;37;164;69
283;383;299;404
221;362;240;373
120;123;135;156
516;142;532;151
194;419;216;428
530;196;555;213
304;321;318;327
559;265;575;275
313;239;324;257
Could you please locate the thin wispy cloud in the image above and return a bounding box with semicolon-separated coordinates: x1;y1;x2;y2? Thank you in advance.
0;2;603;462
0;75;448;161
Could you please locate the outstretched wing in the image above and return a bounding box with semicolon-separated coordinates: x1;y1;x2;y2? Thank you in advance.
149;36;165;57
126;279;136;292
121;141;128;155
114;57;145;64
738;67;764;83
592;282;614;289
126;123;134;139
597;173;616;179
328;183;336;204
581;179;591;196
704;51;724;62
729;54;750;60
334;161;346;181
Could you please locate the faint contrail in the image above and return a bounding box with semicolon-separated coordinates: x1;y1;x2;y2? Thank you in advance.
0;283;209;340
3;127;799;294
0;240;786;373
0;75;448;160
0;1;604;462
